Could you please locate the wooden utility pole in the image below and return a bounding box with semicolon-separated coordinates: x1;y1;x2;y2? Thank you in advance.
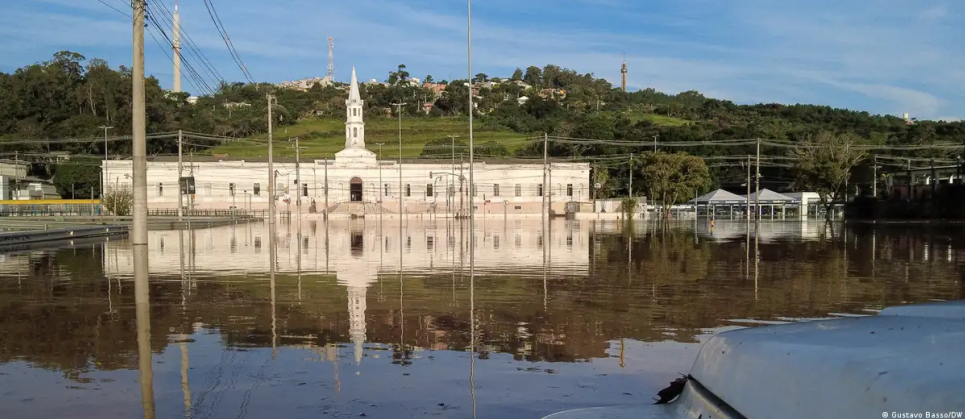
872;154;877;198
746;155;751;221
131;2;153;419
391;102;406;219
543;133;548;223
13;151;19;200
324;155;329;219
177;130;183;220
755;138;761;220
450;134;459;217
131;0;147;248
291;137;305;210
267;94;276;227
99;125;113;209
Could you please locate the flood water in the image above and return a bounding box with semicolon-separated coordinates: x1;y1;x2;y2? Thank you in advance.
0;218;962;418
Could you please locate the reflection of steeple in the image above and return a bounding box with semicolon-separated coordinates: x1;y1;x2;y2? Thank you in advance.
336;226;378;367
348;285;367;365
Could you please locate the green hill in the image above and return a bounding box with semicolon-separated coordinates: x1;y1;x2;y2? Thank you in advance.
209;113;691;159
209;117;530;159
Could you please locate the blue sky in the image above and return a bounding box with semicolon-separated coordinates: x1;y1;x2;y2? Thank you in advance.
2;0;963;120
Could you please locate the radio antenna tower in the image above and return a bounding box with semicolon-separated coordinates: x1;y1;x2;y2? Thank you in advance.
327;37;335;80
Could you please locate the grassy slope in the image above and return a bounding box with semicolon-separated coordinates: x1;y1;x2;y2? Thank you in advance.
208;113;691;159
625;111;692;126
209;117;531;159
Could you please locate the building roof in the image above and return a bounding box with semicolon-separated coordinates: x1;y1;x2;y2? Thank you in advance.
687;189;745;204
741;188;798;203
347;66;361;103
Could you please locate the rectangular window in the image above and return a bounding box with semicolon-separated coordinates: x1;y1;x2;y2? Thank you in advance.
493;184;500;197
448;185;455;196
157;183;163;196
426;184;433;197
277;182;285;195
405;184;411;197
253;183;261;196
514;184;521;197
203;183;212;197
472;184;477;197
566;184;573;197
537;183;544;197
302;183;308;197
384;184;390;197
229;183;236;197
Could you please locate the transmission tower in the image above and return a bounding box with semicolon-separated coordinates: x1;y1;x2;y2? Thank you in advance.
327;37;334;80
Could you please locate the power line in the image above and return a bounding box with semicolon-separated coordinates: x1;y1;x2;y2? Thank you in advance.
201;0;254;83
150;1;226;87
95;0;131;18
143;5;216;96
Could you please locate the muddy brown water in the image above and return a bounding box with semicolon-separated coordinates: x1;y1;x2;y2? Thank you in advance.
0;219;961;418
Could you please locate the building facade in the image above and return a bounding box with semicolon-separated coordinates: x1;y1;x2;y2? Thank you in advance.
104;67;591;216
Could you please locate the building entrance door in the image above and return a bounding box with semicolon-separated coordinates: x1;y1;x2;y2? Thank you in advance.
350;177;363;202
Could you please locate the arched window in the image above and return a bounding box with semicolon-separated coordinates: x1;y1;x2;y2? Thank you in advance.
353;127;358;137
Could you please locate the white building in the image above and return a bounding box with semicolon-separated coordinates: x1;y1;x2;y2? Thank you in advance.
104;67;591;217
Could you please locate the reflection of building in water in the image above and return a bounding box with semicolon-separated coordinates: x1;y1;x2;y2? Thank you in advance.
340;224;375;366
101;219;590;365
103;219;591;277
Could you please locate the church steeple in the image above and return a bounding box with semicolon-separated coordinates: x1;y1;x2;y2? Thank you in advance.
345;66;365;149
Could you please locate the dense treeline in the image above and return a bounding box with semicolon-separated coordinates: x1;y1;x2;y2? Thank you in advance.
3;51;964;198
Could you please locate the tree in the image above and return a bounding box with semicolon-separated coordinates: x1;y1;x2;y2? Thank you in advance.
424;74;434;84
789;131;866;221
102;185;133;216
474;73;488;83
523;66;542;87
511;68;523;81
51;161;100;199
636;152;711;218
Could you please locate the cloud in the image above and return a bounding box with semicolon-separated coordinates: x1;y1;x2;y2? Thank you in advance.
3;0;963;119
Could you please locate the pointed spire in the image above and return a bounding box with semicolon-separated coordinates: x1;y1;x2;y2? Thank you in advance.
354;339;363;365
348;66;361;103
175;0;178;12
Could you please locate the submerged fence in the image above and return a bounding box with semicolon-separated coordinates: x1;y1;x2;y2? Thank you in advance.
0;199;102;216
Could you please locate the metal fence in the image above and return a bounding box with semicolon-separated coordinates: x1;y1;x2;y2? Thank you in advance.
0;199;102;216
146;209;267;218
